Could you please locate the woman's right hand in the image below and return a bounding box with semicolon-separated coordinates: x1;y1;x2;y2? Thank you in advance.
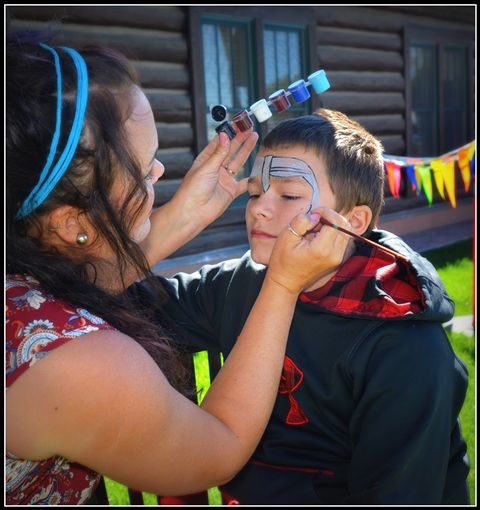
266;207;351;295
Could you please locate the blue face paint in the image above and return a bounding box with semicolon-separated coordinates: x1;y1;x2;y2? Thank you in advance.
250;155;320;213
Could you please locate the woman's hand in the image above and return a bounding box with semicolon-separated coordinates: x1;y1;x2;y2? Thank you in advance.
141;130;258;268
172;130;259;226
266;207;352;295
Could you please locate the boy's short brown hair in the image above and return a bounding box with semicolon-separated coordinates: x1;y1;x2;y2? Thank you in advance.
260;109;385;231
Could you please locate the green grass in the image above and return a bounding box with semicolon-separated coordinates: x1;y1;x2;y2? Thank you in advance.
448;331;476;505
422;239;475;505
104;240;475;505
422;239;474;316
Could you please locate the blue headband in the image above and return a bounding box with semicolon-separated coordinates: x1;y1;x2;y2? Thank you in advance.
16;44;89;219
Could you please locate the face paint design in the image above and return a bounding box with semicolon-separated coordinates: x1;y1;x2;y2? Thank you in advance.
251;155;320;213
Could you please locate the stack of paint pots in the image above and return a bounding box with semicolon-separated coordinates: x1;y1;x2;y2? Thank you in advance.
214;69;330;139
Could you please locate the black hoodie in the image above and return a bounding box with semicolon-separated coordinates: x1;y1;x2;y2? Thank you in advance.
148;230;469;505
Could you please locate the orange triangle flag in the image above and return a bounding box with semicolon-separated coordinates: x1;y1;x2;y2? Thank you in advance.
457;148;471;192
385;162;401;198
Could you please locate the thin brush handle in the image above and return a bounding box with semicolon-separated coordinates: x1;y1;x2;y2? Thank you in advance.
311;218;410;263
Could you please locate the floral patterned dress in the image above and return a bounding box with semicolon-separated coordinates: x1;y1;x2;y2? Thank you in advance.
6;274;115;505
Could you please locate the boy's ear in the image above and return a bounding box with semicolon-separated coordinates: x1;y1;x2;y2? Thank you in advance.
346;205;372;236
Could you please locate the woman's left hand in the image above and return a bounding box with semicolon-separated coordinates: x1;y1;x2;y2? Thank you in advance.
173;129;258;225
141;130;258;269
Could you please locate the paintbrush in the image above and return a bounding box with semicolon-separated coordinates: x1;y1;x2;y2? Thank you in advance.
310;217;410;263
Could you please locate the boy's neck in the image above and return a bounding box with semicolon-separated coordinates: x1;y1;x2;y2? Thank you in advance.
302;241;356;293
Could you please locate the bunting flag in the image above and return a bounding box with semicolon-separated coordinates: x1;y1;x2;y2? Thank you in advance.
414;166;423;196
443;160;457;208
385;161;401;198
458;147;471;192
405;165;419;192
430;159;446;199
383;140;475;208
416;164;433;205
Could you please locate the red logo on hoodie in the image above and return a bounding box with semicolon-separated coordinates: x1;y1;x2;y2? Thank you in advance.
279;356;308;425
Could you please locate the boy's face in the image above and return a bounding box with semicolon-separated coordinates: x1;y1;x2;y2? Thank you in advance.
246;145;337;265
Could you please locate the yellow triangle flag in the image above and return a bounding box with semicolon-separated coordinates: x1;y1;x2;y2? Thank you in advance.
429;159;445;199
443;160;456;208
414;165;423;195
458;148;471;192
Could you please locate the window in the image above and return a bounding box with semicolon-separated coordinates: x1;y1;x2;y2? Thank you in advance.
191;8;316;183
405;26;474;156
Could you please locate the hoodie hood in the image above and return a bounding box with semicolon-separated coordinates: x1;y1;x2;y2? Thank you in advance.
300;229;454;323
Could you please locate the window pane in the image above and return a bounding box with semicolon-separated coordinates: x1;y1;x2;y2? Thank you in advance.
202;21;252;143
263;26;308;134
264;30;276;92
264;27;304;96
218;27;233;106
288;32;301;83
410;44;438;155
275;31;289;90
202;25;220;108
411;111;436;156
444;45;468;151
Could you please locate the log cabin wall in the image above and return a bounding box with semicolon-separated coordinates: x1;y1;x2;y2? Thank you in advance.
7;6;193;206
7;6;475;260
315;5;474;155
314;6;475;219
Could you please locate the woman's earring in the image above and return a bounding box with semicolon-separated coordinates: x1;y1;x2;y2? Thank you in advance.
76;233;89;245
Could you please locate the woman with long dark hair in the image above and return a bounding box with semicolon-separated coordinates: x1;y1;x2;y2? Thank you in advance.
6;33;350;504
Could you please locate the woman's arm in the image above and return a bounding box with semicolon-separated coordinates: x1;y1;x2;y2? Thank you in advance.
140;131;258;266
6;208;350;495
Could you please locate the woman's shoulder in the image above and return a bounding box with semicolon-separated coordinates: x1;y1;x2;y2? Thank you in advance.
6;274;115;387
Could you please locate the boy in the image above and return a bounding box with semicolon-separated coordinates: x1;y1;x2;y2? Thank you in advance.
137;111;470;504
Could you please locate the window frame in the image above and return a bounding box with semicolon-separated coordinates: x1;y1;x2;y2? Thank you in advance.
189;6;319;154
404;24;475;155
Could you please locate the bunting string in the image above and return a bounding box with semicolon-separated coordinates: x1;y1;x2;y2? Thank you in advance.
383;140;475;208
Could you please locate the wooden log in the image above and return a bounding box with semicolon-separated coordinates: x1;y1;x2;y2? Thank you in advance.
379;6;475;25
169;225;249;258
154;180;181;206
156;123;193;149
317;26;402;51
315;6;473;32
327;71;404;92
134;61;189;90
320;92;405;115
318;45;403;71
146;89;191;123
350;114;405;135
156;149;194;179
7;6;186;32
9;20;188;63
377;134;405;155
209;207;246;228
315;6;405;32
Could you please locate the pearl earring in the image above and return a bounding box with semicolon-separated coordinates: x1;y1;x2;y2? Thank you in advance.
76;233;89;245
